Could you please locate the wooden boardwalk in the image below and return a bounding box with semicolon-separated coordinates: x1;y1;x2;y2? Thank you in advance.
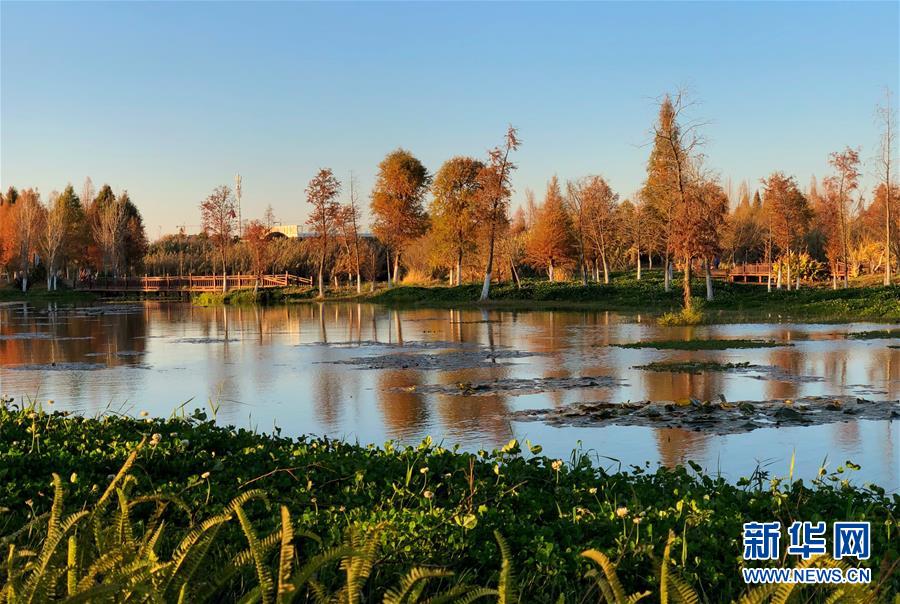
74;274;312;293
710;262;848;285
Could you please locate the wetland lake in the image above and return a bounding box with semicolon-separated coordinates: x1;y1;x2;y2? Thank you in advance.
1;301;898;490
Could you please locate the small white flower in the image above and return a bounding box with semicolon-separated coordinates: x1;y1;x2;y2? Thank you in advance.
616;507;629;518
423;490;433;499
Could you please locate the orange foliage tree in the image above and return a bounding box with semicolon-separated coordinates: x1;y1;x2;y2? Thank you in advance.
525;177;576;281
370;149;430;285
305;168;341;297
430;156;484;285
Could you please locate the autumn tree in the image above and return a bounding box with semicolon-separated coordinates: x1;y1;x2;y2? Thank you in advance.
306;168;342;297
370;149;430;285
568;175;618;284
0;187;17;275
876;88;897;285
88;185;126;276
430;156;484;285
42;190;71;290
477;126;520;300
55;185;87;281
14;189;43;292
646;91;706;308
335;173;364;292
200;185;237;292
642;96;682;292
617;198;647;279
823;147;861;288
761;172;811;290
525;176;576;281
243;220;271;292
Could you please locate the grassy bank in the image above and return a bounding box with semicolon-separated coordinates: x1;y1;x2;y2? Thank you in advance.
185;274;900;322
1;405;896;602
0;285;97;304
369;275;900;321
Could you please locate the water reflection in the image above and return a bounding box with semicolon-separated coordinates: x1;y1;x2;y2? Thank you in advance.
0;301;897;490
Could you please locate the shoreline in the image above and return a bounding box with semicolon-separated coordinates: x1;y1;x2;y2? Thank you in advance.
3;276;899;323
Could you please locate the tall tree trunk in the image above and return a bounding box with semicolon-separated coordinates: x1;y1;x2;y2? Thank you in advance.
601;253;609;284
480;227;496;301
886;184;893;286
393;251;401;284
386;251;393;287
682;256;692;309
636;248;641;280
663;252;671;292
579;240;588;285
356;272;361;294
705;258;713;301
786;251;792;291
456;249;463;286
317;253;325;298
509;254;521;288
548;259;554;282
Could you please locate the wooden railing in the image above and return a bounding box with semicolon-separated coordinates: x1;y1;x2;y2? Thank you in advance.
75;274;312;292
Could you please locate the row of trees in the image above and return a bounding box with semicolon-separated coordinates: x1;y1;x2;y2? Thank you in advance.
4;91;895;307
0;179;148;291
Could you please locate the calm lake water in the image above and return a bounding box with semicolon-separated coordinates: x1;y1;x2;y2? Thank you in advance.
1;301;898;491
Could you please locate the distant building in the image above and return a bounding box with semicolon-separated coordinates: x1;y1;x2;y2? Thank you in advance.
267;224;306;239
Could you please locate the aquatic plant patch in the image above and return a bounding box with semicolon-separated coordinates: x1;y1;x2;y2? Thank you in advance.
615;338;790;350
330;348;540;371
399;375;622;396
512;395;900;434
846;329;900;340
633;360;758;373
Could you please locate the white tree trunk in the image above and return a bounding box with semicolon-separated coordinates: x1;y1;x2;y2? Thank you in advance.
705;259;713;301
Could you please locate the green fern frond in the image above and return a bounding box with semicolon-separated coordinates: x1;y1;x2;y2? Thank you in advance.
383;567;453;604
493;531;517;604
659;531;700;604
581;549;649;604
276;506;295;602
235;503;276;604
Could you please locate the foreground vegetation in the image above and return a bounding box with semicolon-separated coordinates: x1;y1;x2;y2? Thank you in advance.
1;404;896;602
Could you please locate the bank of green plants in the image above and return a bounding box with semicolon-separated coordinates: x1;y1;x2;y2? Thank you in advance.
0;285;96;304
366;275;900;322
0;404;896;602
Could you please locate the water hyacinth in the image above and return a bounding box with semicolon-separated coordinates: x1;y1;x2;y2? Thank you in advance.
0;406;895;602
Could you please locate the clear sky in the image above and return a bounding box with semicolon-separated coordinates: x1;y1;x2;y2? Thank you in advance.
2;1;898;238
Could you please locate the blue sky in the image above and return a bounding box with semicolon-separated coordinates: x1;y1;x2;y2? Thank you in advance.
2;1;898;237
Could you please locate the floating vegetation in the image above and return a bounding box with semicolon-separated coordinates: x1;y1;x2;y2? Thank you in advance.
332;348;538;371
172;337;237;344
0;332;54;340
512;395;900;434
614;338;790;350
7;362;107;371
846;329;900;340
401;375;621;396
633;360;758;373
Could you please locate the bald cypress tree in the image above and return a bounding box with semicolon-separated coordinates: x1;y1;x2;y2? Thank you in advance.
642;96;681;292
